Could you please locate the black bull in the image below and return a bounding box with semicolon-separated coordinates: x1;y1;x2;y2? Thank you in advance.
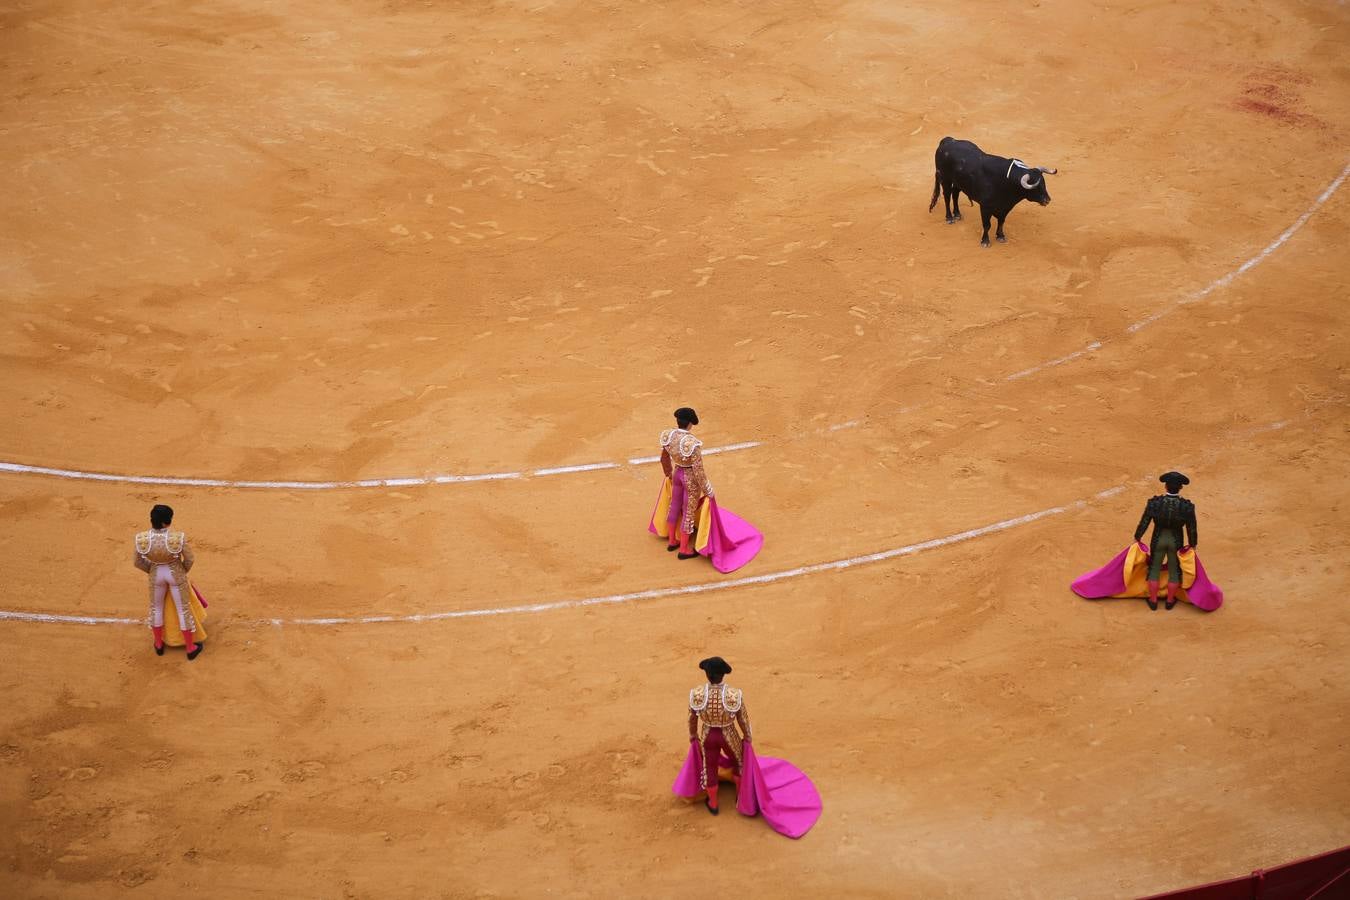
928;137;1058;246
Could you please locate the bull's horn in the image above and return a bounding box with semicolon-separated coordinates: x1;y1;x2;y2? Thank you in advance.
1036;166;1058;174
1020;173;1040;190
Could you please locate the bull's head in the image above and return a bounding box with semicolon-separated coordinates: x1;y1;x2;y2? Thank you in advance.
1018;166;1057;206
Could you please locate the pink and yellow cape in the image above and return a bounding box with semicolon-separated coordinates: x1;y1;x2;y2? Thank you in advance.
648;477;764;573
1071;543;1223;611
672;741;822;839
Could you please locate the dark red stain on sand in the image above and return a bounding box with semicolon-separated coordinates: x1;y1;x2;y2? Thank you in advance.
1234;70;1321;128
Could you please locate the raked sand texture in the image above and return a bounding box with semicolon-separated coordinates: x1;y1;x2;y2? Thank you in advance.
2;1;1349;898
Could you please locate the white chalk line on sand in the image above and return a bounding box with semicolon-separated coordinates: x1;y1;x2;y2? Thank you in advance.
1008;160;1350;380
0;419;1292;630
0;497;1078;629
1005;341;1103;382
0;164;1343;491
1127;162;1350;334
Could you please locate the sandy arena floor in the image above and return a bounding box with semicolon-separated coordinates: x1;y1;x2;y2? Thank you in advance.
2;0;1349;897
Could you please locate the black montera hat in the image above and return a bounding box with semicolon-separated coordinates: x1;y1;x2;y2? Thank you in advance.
698;656;732;677
674;407;699;426
1159;471;1190;487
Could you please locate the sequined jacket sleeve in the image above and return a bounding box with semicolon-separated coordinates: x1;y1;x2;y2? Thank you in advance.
689;445;712;497
661;448;673;479
1184;502;1197;548
688;684;703;740
736;698;752;743
180;539;195;572
133;550;152;573
1133;503;1153;542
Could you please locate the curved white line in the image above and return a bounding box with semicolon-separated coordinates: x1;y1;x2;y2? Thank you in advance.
1126;162;1350;333
0;418;1295;630
0;611;142;626
1006;341;1103;382
0;498;1078;628
288;503;1071;625
0;163;1343;491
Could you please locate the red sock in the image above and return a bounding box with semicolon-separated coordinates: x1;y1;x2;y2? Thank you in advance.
706;786;718;810
679;530;691;554
181;630;197;653
151;626;165;649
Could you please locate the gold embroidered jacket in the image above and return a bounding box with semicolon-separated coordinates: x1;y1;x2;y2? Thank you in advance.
688;682;752;765
134;529;195;591
660;428;713;532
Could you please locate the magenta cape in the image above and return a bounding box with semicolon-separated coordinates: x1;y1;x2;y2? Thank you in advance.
671;741;822;839
1071;543;1224;611
648;482;764;574
700;497;765;574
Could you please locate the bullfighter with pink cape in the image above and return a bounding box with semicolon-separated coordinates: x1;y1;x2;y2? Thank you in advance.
1072;471;1223;611
648;407;763;573
671;656;822;839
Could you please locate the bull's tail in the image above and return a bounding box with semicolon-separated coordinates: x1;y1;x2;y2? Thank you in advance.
927;170;941;212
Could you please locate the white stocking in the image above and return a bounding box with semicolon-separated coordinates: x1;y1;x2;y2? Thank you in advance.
151;576;167;628
151;566;188;630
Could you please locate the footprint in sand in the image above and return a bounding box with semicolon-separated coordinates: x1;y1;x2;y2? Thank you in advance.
511;770;540;789
281;760;326;783
61;765;100;781
227;791;280;816
117;868;155;888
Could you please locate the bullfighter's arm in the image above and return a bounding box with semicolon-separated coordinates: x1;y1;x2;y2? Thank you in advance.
691;448;712;497
1133;504;1153;543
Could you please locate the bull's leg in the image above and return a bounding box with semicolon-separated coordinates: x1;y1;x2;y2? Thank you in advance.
951;190;963;221
942;183;955;222
979;208;992;246
995;216;1007;243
